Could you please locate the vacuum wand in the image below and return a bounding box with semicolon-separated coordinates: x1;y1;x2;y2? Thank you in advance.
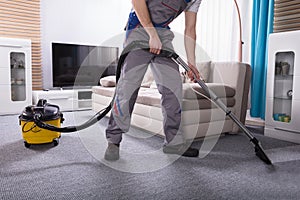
167;51;272;165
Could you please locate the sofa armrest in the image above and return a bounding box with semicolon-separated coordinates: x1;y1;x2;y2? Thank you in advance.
208;62;251;129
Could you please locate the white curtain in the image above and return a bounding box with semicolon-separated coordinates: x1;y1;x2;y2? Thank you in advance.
172;0;253;63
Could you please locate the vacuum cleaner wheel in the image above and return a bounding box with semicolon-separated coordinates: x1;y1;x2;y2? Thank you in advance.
23;138;59;148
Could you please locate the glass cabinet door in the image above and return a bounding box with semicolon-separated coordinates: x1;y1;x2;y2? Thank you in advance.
10;52;26;101
273;51;294;123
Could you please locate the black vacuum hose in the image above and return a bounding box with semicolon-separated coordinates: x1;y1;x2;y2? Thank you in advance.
33;41;175;132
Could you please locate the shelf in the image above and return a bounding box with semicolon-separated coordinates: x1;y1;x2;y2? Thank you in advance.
274;76;293;82
275;74;293;78
11;83;25;86
10;67;25;70
274;96;292;100
78;99;91;102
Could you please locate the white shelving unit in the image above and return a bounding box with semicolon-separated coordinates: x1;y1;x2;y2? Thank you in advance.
32;89;92;111
265;30;300;143
0;37;32;115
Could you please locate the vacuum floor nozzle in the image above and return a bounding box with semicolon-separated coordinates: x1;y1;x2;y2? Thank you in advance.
255;144;272;165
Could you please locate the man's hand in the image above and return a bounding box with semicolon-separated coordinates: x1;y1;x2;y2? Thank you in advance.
187;63;201;82
148;31;162;55
132;0;162;55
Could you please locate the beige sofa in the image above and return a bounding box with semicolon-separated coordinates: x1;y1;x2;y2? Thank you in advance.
92;62;251;140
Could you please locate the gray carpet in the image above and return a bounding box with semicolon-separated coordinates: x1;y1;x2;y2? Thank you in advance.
0;110;300;200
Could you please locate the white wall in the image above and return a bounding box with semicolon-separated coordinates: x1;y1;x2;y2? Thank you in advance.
172;0;252;63
41;0;252;89
41;0;131;89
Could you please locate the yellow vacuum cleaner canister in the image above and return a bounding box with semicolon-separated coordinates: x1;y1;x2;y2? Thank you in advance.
19;99;63;148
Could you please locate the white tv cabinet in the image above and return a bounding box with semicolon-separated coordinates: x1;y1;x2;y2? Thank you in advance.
265;31;300;143
32;89;92;111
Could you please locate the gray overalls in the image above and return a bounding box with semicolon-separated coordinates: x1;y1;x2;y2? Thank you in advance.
106;0;190;146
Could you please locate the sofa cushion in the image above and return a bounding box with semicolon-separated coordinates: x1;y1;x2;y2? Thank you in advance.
182;83;235;99
135;95;235;110
92;85;235;110
136;88;161;107
197;61;211;82
92;86;161;105
99;75;116;87
92;86;115;97
182;98;235;110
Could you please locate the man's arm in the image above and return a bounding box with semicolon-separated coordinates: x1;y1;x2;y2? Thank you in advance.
184;11;200;81
131;0;162;54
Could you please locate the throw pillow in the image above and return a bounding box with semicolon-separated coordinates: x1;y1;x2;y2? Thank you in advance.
99;75;116;87
184;61;211;83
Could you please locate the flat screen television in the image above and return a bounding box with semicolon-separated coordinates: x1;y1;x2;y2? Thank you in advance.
52;42;119;88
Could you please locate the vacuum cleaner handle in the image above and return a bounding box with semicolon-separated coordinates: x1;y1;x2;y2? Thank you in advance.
37;99;47;107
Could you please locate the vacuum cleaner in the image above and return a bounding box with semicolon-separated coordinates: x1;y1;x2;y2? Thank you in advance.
20;99;63;148
19;41;272;165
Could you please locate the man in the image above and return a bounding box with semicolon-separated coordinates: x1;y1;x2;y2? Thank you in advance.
105;0;202;161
